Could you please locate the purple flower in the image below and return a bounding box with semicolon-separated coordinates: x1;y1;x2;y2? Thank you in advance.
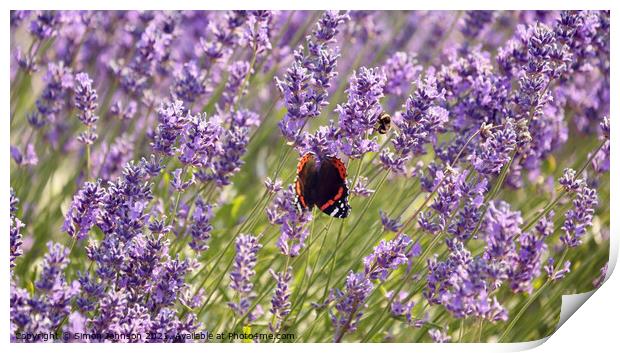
29;10;59;40
264;177;283;194
461;11;494;40
472;119;517;175
74;72;99;145
363;233;412;281
330;271;373;339
208;126;249;186
10;143;38;166
379;210;402;232
62;180;105;240
483;200;522;261
178;112;223;167
558;168;583;192
337;66;386;158
382;52;421;97
600;116;610;139
591;141;610;174
593;263;608;288
508;218;549;293
352;176;374;197
268;185;312;257
387;291;415;323
229;234;262;320
34;242;81;325
561;183;598;247
545;258;571;281
428;328;451;343
392;74;447;158
188;198;213;253
74;72;99;126
268;266;292;333
222;60;251;109
379;150;409;175
244;12;273;56
172;61;206;103
10;189;24;270
275;11;348;145
425;240;508;322
171;168;195;192
448;176;488;241
151;100;188;156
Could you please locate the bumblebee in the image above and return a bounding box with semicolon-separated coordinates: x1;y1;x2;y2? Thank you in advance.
374;112;391;134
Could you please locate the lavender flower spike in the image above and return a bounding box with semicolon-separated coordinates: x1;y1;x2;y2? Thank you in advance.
561;183;598;247
268;267;293;333
62;180;104;240
10;188;24;270
229;234;262;321
73;72;99;145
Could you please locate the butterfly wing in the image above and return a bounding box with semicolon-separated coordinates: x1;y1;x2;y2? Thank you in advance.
314;156;351;218
294;152;318;212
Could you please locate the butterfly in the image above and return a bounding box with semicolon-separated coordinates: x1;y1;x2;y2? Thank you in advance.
374;112;391;134
294;152;351;218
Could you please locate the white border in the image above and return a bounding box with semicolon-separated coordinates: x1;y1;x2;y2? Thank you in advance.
3;1;618;352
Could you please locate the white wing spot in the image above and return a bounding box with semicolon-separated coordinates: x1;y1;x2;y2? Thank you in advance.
330;207;339;217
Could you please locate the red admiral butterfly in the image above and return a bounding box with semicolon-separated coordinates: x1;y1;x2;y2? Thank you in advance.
294;152;351;218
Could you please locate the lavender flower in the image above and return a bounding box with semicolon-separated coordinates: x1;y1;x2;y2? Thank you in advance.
387;291;415;323
426;240;508;322
448;176;488;241
264;177;283;194
62;180;105;240
74;72;99;144
382;52;421;97
268;185;312;257
545;258;571;281
13;242;82;333
472;119;517;175
10;189;24;270
244;11;273;56
593;263;608;288
483;200;522;261
331;233;412;341
461;11;494;41
29;10;60;40
222;61;251;109
275;11;348;145
561;183;598;247
392;74;447;158
337;66;386;158
352;176;374;197
558;168;583;192
379;210;402;232
209;126;249;186
508;217;549;293
428;328;451;343
10;143;38;166
363;233;411;281
151;100;187;156
172;61;206;103
330;271;373;340
268;267;292;333
379;149;409;175
188;198;213;253
229;234;262;321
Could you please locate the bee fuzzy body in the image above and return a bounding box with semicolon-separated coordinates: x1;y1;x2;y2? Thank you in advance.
374;112;391;134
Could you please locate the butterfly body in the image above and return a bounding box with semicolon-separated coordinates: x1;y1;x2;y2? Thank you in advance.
294;152;351;218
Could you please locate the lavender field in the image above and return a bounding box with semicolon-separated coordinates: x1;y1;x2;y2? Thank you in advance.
9;10;610;343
